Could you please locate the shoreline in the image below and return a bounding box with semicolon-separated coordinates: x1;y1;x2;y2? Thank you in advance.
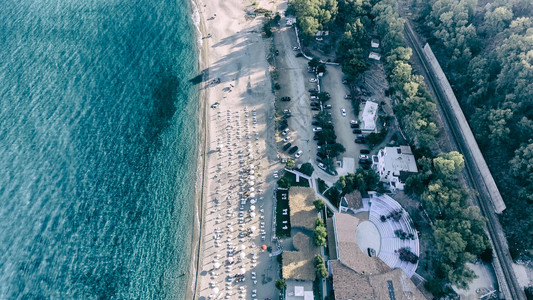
186;0;209;298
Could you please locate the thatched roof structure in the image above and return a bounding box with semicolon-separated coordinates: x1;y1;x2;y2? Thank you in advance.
282;233;318;281
289;187;317;230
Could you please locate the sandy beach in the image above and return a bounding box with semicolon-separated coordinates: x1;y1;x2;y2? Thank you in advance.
188;0;281;299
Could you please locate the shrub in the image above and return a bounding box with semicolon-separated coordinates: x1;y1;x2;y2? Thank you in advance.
398;247;418;264
313;199;326;211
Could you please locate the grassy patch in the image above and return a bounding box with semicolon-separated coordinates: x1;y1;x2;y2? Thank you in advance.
279;172;310;188
317;178;328;194
276;189;291;238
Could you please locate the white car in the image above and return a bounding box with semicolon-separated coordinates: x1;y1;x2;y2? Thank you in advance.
313;127;322;132
359;154;369;160
283;136;291;142
295;150;303;158
317;163;326;170
309;78;318;83
341;108;346;117
273;171;279;179
293;46;300;51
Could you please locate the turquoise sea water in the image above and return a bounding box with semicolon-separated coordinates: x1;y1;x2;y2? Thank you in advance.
0;0;199;298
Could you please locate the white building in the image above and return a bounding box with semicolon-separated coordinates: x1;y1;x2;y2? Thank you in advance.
361;101;378;132
372;146;418;191
371;39;380;48
369;51;381;61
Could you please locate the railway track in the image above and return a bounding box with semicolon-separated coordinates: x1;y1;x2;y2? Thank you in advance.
402;21;525;300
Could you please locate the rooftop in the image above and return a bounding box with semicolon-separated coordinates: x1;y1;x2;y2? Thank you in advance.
285;280;314;300
342;190;363;210
376;146;417;178
333;213;390;275
289;187;317;230
282;232;318;281
330;261;427;300
362;101;379;131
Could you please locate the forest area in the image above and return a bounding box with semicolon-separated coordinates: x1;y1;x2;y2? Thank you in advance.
285;0;508;297
406;0;533;263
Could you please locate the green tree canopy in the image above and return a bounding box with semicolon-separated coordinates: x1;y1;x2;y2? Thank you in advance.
313;198;326;211
433;151;465;178
275;279;287;290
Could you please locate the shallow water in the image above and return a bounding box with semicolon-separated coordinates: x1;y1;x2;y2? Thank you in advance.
0;0;199;298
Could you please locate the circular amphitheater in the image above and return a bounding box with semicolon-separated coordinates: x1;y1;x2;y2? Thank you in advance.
357;194;420;278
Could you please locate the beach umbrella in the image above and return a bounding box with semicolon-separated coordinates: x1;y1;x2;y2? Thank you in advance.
249;193;255;198
250;199;256;205
228;257;234;263
250;205;256;211
250;164;255;169
240;252;245;259
249;170;255;175
261;245;267;250
249;175;255;180
241;245;246;250
214;263;221;269
240;268;246;275
212;287;219;294
250;226;256;232
249;181;254;186
249;187;254;192
250;212;256;218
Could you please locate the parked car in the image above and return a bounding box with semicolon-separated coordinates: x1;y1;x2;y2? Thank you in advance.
288;146;299;154
344;94;352;99
324;104;332;109
359;154;369;160
280;96;291;101
311;107;320;111
309;88;318;93
293;46;300;51
355;138;365;144
359;158;372;165
273;171;279;178
316;157;323;163
295;150;303;158
282;143;292;151
351;123;360;128
350;120;358;125
317;163;326;170
341;108;347;117
311;121;320;126
283;136;291;142
309;78;318;83
313;127;323;132
310;102;320;106
296;53;303;57
317;152;327;159
360;149;370;154
353;129;362;134
313;135;320;140
281;128;290;136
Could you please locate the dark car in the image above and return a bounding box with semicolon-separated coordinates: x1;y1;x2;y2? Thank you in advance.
357;134;365;139
309;88;318;93
310;91;319;96
312;121;320;126
288;146;299;154
359;158;372;165
310;102;320;106
360;149;370;154
353;129;362;134
316;157;323;163
281;96;291;101
355;138;366;144
296;52;303;57
311;107;320;111
313;135;320;140
280;123;288;131
351;123;360;128
317;152;327;159
282;143;292;151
